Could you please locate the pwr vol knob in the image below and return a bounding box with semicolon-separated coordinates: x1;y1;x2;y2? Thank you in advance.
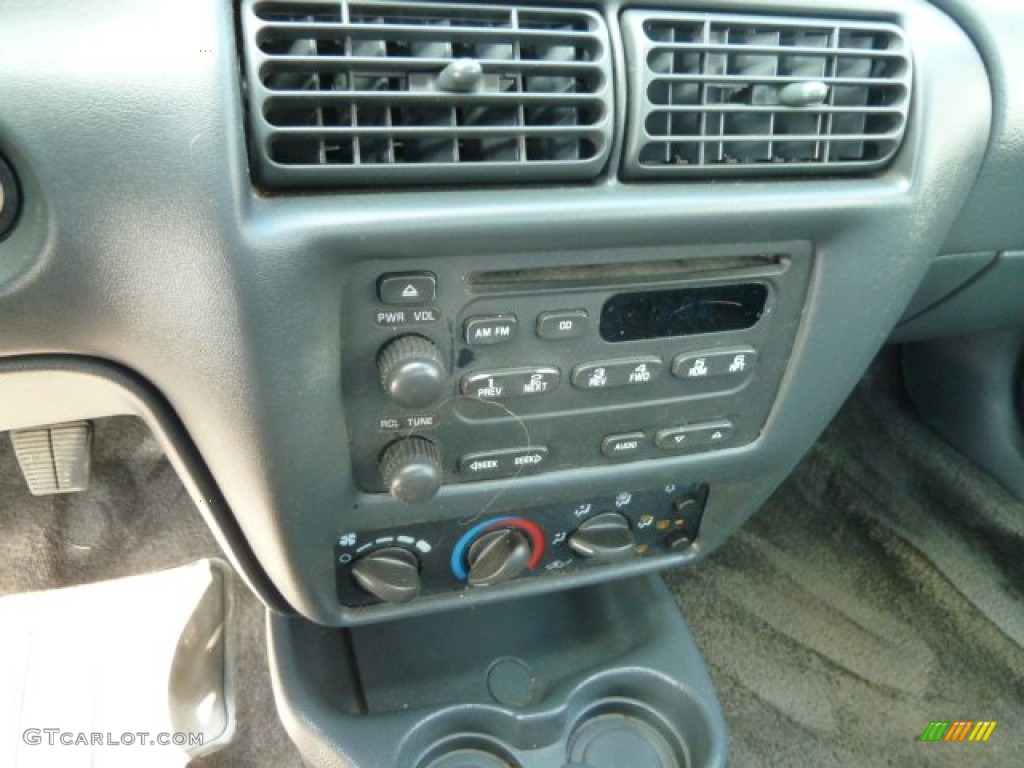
380;437;443;504
377;335;446;408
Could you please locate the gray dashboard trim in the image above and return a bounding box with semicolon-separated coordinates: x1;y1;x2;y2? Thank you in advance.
0;0;993;623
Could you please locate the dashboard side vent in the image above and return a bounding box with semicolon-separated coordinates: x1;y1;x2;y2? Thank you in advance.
240;0;614;188
621;11;912;178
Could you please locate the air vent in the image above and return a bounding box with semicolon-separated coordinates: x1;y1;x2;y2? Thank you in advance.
621;11;912;178
240;0;614;188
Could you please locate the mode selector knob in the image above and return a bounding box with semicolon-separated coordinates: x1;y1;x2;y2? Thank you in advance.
378;335;446;409
351;547;421;604
568;512;635;563
380;437;443;504
466;528;532;587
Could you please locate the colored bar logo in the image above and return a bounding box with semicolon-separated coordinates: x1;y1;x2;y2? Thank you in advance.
920;721;997;742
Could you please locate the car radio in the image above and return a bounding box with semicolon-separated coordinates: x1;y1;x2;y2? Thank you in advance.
340;243;812;504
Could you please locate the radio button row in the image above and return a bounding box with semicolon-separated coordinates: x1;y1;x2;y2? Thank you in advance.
459;447;550;479
601;432;646;458
465;314;517;346
537;309;588;340
571;357;664;390
672;348;757;380
655;421;734;452
460;367;560;400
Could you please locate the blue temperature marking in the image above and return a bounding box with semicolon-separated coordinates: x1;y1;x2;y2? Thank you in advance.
450;517;515;581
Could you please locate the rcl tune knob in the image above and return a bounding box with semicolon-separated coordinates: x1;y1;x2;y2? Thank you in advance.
351;547;421;604
377;335;446;409
466;528;532;587
380;437;443;504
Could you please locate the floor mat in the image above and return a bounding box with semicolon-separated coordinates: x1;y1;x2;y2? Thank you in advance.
0;560;232;768
0;417;304;768
666;366;1024;767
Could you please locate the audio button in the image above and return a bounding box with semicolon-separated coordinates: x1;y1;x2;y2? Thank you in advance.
601;432;646;458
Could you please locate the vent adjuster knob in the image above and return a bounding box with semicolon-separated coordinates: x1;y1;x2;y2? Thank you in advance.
778;81;829;108
436;58;484;93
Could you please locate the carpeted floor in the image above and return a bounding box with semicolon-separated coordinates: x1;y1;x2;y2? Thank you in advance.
667;363;1024;767
1;357;1022;767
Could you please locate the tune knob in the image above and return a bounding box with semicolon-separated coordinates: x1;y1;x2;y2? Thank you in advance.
351;547;421;604
377;335;446;409
380;437;443;504
568;512;635;563
466;528;532;587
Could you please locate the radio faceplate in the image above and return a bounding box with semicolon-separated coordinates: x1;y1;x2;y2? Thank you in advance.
340;244;812;496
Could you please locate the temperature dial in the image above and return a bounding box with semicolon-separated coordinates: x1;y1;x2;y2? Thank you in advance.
466;528;533;587
451;517;545;587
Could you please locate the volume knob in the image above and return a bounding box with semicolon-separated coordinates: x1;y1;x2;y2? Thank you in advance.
377;335;446;409
380;437;443;504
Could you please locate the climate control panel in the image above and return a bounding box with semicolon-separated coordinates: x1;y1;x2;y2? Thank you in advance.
334;483;707;607
340;245;811;500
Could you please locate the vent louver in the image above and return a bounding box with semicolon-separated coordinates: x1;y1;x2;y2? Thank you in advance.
241;0;614;188
621;11;912;178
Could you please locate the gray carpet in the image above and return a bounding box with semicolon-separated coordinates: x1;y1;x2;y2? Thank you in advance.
2;361;1023;767
667;363;1024;766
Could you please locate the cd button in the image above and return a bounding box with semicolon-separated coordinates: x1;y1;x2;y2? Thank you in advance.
537;309;588;340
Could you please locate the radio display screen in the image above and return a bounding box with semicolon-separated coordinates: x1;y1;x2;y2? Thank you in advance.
599;283;767;342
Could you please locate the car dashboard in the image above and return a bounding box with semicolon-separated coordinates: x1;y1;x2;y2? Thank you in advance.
1;0;1022;766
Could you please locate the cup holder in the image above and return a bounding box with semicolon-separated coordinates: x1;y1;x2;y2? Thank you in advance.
569;708;688;768
419;738;522;768
566;704;689;768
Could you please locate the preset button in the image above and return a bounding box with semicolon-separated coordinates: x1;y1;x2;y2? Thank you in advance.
571;357;664;390
460;368;560;400
672;348;757;380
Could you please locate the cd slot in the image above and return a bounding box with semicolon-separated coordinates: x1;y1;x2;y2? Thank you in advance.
467;252;788;295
